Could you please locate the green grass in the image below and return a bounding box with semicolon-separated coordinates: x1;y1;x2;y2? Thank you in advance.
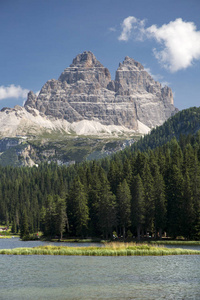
50;238;105;243
0;242;200;256
150;240;200;246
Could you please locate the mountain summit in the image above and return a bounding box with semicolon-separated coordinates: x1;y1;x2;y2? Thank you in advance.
0;51;177;137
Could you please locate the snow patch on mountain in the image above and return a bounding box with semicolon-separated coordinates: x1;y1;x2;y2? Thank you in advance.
0;106;137;137
71;120;134;136
137;120;151;134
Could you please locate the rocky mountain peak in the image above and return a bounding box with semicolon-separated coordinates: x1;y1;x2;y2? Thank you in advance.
19;51;178;135
70;51;103;68
58;51;111;86
25;91;37;107
118;56;144;71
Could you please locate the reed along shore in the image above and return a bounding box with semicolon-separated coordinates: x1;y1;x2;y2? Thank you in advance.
0;242;200;256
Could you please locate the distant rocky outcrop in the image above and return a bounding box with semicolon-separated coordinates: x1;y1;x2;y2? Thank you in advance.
0;51;178;137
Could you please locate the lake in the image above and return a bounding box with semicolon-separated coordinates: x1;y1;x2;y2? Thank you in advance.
0;237;100;250
0;238;200;300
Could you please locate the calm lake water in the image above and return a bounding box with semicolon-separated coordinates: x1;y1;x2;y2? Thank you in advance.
0;238;200;300
0;237;100;249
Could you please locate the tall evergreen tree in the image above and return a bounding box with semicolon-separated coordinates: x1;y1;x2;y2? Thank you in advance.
108;160;123;195
190;154;200;239
153;166;166;238
55;195;68;239
87;166;102;237
123;158;132;186
97;171;117;239
141;162;155;235
131;174;145;240
116;179;131;239
69;176;89;237
182;171;194;239
166;164;184;238
41;195;57;237
20;210;29;239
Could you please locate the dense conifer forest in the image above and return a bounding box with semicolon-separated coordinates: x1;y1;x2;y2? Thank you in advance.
0;107;200;240
131;106;200;152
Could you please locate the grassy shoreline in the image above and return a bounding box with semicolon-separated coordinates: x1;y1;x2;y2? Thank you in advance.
150;240;200;246
0;242;200;256
40;237;200;246
0;236;18;239
45;238;200;246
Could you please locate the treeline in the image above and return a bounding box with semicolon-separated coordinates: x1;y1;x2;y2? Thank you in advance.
0;133;200;240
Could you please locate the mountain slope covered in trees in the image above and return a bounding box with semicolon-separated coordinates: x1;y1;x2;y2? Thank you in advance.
131;106;200;152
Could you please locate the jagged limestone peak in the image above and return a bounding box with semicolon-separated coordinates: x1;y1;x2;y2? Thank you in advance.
118;56;144;71
70;51;103;68
13;51;177;135
57;51;111;87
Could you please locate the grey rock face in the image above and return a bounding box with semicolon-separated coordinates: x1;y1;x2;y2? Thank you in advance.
114;56;176;128
24;51;177;130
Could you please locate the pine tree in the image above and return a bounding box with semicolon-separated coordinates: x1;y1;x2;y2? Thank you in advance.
141;162;155;236
20;210;29;239
87;166;102;237
69;176;89;237
166;164;184;238
123;158;132;186
55;195;68;239
97;171;117;239
153;166;166;239
131;174;145;240
11;219;17;234
42;195;57;237
170;138;183;168
108;160;122;194
182;171;194;239
190;153;200;239
116;179;131;239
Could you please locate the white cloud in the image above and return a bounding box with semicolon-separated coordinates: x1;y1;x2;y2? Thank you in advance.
109;27;116;32
118;16;145;41
118;16;200;72
147;18;200;72
118;16;137;41
0;85;29;101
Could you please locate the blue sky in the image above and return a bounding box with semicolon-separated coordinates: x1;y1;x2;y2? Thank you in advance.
0;0;200;111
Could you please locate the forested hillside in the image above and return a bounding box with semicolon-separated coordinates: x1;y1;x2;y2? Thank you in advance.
0;130;200;240
131;106;200;152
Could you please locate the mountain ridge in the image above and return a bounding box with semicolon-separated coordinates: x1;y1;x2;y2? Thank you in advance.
25;51;176;130
0;51;177;138
0;51;179;166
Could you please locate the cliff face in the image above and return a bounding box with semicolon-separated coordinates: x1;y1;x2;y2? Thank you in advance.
114;56;175;128
24;51;177;132
0;51;178;166
0;51;178;139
